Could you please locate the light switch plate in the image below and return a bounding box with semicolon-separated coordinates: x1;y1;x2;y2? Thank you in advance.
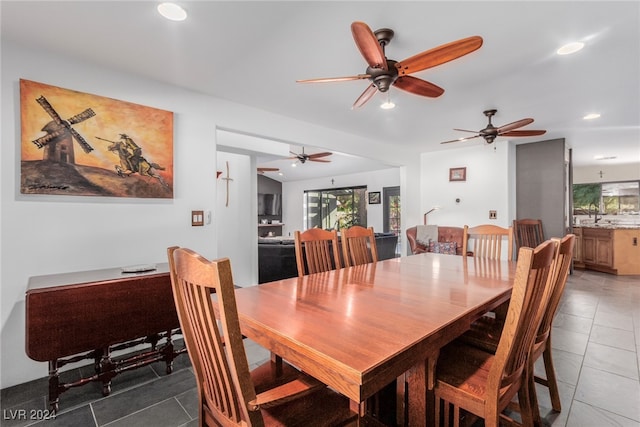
192;210;204;226
489;210;497;219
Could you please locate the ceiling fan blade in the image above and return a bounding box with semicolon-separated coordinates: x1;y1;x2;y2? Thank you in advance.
453;128;481;133
258;167;279;171
307;152;332;159
296;74;371;84
500;129;547;137
393;76;444;98
395;36;483;76
497;118;534;133
352;84;378;109
351;21;388;70
309;158;331;163
440;135;481;144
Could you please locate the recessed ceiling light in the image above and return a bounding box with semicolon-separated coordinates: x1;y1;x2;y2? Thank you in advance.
557;42;584;55
157;2;187;21
583;113;601;120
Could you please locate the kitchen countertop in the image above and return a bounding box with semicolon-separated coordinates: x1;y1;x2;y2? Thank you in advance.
576;224;640;230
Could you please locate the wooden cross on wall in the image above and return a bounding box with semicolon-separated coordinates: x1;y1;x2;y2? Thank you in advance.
221;161;233;207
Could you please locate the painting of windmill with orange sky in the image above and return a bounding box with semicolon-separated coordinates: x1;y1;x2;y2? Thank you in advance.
20;79;173;198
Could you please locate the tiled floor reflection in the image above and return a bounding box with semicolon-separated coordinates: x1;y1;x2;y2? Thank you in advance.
1;269;638;426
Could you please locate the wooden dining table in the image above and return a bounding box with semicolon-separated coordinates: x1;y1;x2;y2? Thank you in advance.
233;252;517;426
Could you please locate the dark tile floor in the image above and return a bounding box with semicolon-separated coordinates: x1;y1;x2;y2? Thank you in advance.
1;269;638;426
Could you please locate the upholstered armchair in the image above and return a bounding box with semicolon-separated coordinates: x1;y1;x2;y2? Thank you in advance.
406;226;465;256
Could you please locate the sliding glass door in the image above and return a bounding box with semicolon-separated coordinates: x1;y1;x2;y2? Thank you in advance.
305;186;367;230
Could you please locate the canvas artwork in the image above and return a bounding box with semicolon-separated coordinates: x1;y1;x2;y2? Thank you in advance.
20;79;174;198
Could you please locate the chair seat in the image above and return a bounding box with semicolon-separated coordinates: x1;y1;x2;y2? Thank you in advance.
436;341;495;403
435;340;525;423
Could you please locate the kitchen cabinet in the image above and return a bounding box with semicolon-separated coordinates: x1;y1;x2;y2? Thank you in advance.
613;228;640;275
575;226;640;275
582;227;613;271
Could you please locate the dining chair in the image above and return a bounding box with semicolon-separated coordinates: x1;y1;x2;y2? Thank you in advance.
458;234;575;424
167;247;361;427
341;225;378;267
294;228;341;277
513;218;545;252
432;239;558;427
463;224;514;260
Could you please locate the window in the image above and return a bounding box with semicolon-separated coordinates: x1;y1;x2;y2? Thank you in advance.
573;181;639;216
304;186;367;230
383;186;401;256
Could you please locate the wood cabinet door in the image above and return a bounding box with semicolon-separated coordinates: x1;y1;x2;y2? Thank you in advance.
573;234;583;263
583;235;596;264
595;237;613;267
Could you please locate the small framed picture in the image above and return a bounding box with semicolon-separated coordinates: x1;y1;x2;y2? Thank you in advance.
368;191;381;204
449;167;467;182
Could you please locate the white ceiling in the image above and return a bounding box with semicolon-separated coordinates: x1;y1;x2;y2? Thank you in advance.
3;1;639;182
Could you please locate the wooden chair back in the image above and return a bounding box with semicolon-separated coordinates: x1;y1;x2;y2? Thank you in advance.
530;234;576;420
463;224;514;260
340;226;378;267
294;228;341;277
536;234;575;350
513;218;545;252
167;246;206;407
488;239;557;414
169;247;263;426
454;235;575;423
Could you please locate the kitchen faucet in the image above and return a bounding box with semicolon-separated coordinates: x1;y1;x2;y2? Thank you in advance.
588;203;603;223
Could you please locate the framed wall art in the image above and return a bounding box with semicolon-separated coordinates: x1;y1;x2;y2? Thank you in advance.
449;167;467;182
368;191;381;204
20;79;174;198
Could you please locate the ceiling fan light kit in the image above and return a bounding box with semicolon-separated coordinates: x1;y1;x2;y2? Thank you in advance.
297;21;483;109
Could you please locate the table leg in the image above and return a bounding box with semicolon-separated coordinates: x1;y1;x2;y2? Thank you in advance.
396;373;406;426
47;360;60;413
404;350;439;427
426;352;439;427
350;399;366;417
99;347;113;396
406;360;427;427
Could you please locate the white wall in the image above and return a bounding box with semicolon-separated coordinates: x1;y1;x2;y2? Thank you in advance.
215;151;257;287
0;42;412;389
1;43;220;389
281;168;401;237
573;163;640;184
419;142;514;231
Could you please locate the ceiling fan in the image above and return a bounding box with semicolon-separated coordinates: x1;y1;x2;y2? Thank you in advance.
296;21;483;109
289;147;332;164
257;167;279;174
440;109;547;145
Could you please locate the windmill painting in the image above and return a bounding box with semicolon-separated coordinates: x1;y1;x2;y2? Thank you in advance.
20;79;173;198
